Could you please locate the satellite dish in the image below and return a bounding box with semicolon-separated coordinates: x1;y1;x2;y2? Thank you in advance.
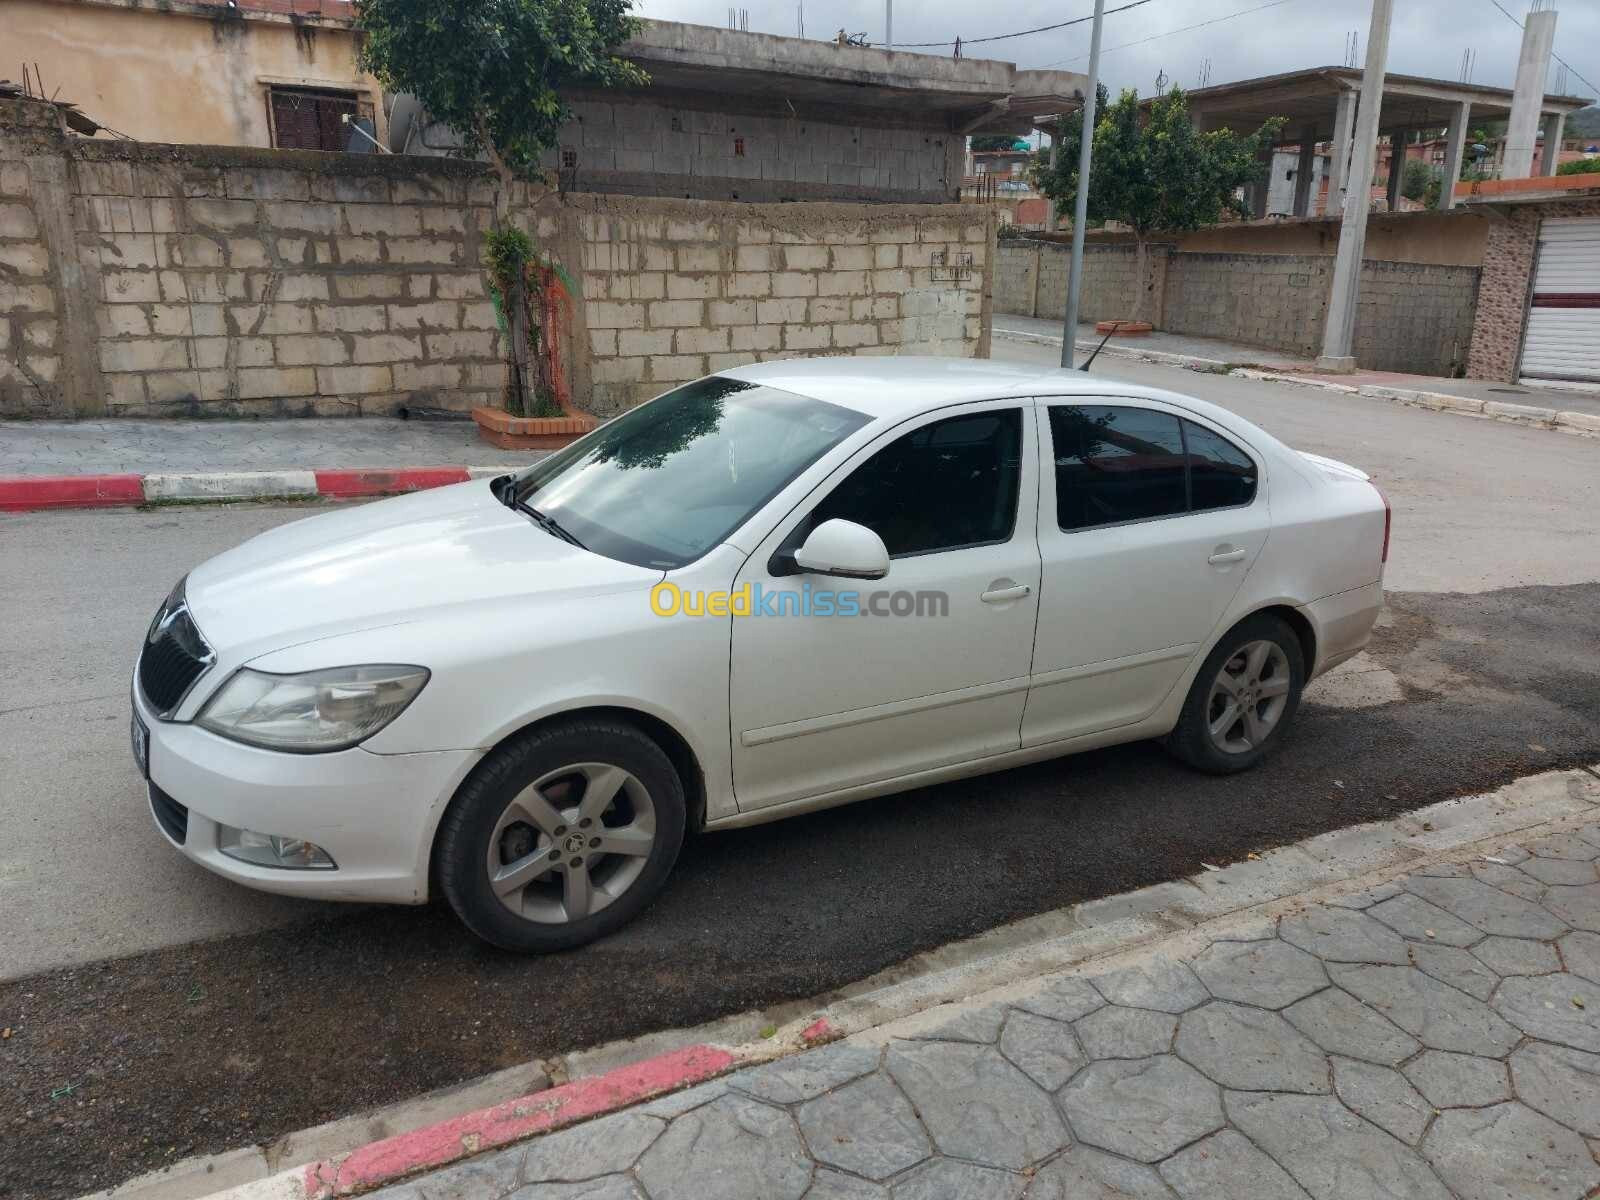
387;93;424;155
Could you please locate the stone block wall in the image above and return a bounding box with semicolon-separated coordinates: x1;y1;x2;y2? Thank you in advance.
995;237;1482;375
0;97;993;418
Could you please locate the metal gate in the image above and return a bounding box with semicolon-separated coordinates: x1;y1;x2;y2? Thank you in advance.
1519;216;1600;385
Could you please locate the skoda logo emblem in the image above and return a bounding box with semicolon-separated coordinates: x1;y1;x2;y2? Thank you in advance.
564;832;586;855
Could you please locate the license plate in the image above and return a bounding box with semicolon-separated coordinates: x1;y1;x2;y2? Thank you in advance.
130;713;149;779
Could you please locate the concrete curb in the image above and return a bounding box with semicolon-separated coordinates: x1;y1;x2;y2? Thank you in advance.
102;763;1600;1200
993;327;1600;438
0;466;518;513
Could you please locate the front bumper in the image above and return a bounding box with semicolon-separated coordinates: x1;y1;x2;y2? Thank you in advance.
133;676;479;904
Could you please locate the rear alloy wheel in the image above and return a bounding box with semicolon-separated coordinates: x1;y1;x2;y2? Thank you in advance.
1165;615;1305;774
438;719;685;952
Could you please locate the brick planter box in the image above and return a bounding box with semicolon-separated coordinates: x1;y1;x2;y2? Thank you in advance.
471;406;598;450
1095;320;1153;336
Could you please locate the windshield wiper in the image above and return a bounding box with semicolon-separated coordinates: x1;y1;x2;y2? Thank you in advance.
516;500;586;550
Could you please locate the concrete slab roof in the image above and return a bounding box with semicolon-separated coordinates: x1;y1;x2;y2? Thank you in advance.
619;20;1087;133
1034;66;1592;141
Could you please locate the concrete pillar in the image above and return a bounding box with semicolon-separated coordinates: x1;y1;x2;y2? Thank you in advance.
1318;0;1394;372
1386;130;1408;211
1541;111;1566;175
1326;89;1358;214
1503;9;1557;178
1438;100;1471;210
1293;127;1317;216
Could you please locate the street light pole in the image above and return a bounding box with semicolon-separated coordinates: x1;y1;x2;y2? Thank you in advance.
1316;0;1394;371
1060;0;1107;368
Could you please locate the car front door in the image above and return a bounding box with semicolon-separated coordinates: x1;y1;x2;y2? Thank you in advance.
1022;399;1269;748
729;400;1041;811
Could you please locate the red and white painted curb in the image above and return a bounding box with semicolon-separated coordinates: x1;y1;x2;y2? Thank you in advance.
209;1020;839;1200
0;466;520;513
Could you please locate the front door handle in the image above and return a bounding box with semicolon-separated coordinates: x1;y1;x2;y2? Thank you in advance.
981;583;1032;603
1208;547;1248;565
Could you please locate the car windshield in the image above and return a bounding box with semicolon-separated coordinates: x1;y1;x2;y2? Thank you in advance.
511;376;871;569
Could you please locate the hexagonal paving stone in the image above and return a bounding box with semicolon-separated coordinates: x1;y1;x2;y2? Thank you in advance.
1402;1051;1511;1108
1191;937;1328;1008
1511;1042;1600;1137
733;1042;881;1105
806;1170;889;1200
507;1177;642;1199
636;1079;731;1119
1088;958;1210;1013
796;1071;931;1182
1470;935;1562;978
402;1151;523;1200
1158;1129;1309;1200
1278;908;1409;965
904;1004;1008;1044
1409;943;1499;1001
1075;1006;1177;1060
1283;987;1421;1067
1020;1145;1173;1200
1225;1091;1449;1200
1330;1057;1432;1145
1519;856;1599;886
1493;974;1600;1052
1559;930;1600;984
522;1111;665;1183
635;1094;811;1200
1016;975;1107;1024
1469;861;1546;902
1328;963;1521;1055
885;1039;1068;1170
1404;876;1567;939
1525;833;1600;861
998;1010;1087;1091
890;1158;1026;1200
1543;882;1600;933
1368;893;1483;947
1058;1055;1223;1163
1174;1002;1330;1094
1422;1102;1600;1200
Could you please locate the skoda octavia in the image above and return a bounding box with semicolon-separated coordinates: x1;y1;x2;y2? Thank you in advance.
131;358;1388;951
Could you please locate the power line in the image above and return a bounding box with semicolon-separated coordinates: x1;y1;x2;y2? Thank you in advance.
1039;0;1301;69
871;0;1157;49
1483;0;1598;100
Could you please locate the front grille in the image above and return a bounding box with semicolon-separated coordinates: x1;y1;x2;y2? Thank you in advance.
139;588;213;716
149;783;189;845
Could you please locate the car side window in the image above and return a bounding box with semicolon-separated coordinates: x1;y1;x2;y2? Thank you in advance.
807;409;1023;557
1184;418;1258;511
1050;405;1187;531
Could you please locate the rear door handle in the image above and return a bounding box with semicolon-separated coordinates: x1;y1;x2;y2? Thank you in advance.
981;584;1032;604
1208;547;1248;565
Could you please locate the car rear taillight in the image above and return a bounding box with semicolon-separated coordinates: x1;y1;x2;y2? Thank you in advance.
1374;485;1391;564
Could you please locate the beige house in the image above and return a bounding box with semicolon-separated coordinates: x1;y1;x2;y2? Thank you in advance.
8;0;384;149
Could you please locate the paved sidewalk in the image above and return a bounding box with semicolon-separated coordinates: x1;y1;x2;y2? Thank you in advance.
994;315;1313;371
368;819;1600;1200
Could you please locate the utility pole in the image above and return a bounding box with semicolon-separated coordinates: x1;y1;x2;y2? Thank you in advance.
885;0;892;48
1316;0;1394;371
1060;0;1106;368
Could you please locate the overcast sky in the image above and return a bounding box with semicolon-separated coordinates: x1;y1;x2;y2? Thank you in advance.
634;0;1598;113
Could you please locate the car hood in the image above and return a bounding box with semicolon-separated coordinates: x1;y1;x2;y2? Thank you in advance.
185;480;663;660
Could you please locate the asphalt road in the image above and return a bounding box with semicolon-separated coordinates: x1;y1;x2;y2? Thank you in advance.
3;357;1599;1198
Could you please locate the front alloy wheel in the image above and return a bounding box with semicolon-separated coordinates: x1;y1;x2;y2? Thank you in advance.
438;719;686;952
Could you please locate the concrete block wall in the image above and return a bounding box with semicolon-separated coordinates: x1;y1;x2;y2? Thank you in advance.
994;240;1158;326
1353;260;1480;376
572;198;993;413
0;97;994;418
1163;253;1332;357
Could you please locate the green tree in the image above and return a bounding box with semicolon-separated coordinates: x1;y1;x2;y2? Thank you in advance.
1401;157;1437;203
1034;86;1282;323
357;0;645;416
970;134;1029;152
1557;156;1600;176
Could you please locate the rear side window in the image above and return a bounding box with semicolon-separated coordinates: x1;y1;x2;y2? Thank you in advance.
1184;419;1258;511
809;409;1022;556
1050;405;1187;530
1049;405;1257;531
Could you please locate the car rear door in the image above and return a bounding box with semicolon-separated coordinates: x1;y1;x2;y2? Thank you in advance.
1022;398;1269;748
729;400;1041;811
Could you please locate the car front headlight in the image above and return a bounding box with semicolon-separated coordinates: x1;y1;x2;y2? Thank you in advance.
196;665;429;752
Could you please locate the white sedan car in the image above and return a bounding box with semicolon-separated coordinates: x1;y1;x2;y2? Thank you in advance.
132;358;1387;951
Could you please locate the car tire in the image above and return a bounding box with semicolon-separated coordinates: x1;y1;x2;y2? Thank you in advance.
1164;614;1305;775
436;717;686;953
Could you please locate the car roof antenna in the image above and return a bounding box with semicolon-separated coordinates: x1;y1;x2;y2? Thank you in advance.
1078;322;1121;372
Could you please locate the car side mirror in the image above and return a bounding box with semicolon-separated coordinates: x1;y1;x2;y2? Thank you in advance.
793;519;890;580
